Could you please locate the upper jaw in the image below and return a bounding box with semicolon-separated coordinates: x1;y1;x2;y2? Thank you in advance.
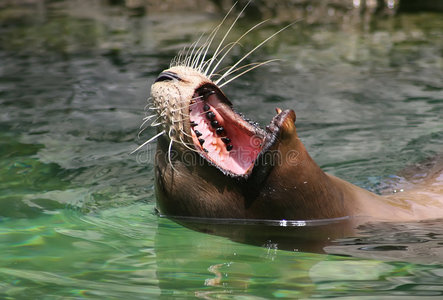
151;68;296;179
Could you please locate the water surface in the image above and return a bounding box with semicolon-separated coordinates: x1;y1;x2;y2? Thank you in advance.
1;1;443;298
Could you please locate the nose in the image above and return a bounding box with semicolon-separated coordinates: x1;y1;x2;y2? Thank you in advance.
154;71;181;83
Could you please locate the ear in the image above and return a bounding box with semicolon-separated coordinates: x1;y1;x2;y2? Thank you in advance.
275;109;297;140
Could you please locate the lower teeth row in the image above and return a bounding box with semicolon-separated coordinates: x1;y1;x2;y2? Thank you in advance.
191;103;233;152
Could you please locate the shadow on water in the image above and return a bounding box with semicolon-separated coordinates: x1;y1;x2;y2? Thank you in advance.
167;215;356;253
161;213;443;265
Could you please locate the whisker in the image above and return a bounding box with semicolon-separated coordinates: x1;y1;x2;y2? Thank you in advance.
183;40;198;67
191;33;207;67
187;35;203;68
208;19;268;78
149;111;167;126
166;93;204;113
150;110;167;126
194;24;239;71
204;1;245;75
191;33;213;70
192;1;239;71
198;19;227;69
219;59;280;88
173;134;195;146
143;113;156;120
167;129;178;173
144;98;153;111
173;48;185;67
215;21;299;85
138;126;150;139
214;61;265;80
201;40;241;75
180;129;193;138
131;130;165;154
140;115;157;127
138;115;159;138
169;100;201;113
178;135;199;153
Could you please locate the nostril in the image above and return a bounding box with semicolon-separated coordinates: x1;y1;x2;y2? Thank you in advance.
154;71;181;83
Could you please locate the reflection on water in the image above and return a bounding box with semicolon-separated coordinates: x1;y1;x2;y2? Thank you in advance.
0;0;443;298
327;219;443;264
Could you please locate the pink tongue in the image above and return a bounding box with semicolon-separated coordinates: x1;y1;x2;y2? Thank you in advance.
189;100;262;175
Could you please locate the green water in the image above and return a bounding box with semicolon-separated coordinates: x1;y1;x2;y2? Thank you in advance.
1;1;443;298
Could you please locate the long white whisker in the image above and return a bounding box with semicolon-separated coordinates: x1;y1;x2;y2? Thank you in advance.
208;19;268;78
194;2;239;71
150;110;167;126
188;33;205;68
140;115;157;128
149;111;167;126
143;114;156;120
169;103;198;113
198;29;219;70
138;126;150;139
191;33;211;70
176;134;196;146
195;15;237;71
222;59;280;79
210;62;260;81
179;129;193;138
167;94;204;113
138;122;160;138
218;59;280;88
184;41;196;67
172;136;194;146
144;98;153;111
174;48;185;67
204;1;247;75
131;130;165;154
167;129;178;173
215;21;299;84
201;41;242;71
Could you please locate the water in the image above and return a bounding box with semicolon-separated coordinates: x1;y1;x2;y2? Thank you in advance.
1;1;443;298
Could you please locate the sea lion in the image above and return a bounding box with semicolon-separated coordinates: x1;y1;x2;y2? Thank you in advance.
140;10;443;226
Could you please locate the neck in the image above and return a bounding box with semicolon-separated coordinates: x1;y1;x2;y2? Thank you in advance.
248;110;376;220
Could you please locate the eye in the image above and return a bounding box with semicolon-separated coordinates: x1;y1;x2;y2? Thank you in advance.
154;71;181;83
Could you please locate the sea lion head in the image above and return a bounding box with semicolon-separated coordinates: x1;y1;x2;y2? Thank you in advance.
150;64;277;177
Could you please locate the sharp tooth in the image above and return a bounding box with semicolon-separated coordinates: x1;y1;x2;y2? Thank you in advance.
206;111;215;120
221;137;230;144
211;120;219;128
194;130;202;137
226;144;233;151
216;127;225;135
199;138;205;145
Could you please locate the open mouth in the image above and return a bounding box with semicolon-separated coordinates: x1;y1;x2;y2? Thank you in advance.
189;83;268;176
